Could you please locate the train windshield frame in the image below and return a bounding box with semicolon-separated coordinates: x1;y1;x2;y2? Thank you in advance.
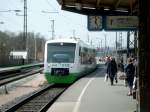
47;43;76;63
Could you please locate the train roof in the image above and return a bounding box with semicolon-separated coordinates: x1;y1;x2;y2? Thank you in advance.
46;38;79;44
46;38;95;49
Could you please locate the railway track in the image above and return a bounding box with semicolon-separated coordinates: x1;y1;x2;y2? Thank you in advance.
0;67;43;87
0;63;43;80
4;84;68;112
0;67;39;80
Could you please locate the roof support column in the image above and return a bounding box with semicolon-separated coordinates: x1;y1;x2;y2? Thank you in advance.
138;0;150;111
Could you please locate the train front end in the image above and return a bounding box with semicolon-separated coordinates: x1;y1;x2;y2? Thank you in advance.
44;41;78;84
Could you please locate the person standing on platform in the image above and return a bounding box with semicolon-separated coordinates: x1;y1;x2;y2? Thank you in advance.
111;58;118;83
106;57;117;85
104;56;110;82
125;58;135;96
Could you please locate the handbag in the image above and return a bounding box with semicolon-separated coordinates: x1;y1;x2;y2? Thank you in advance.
119;72;127;80
104;73;108;82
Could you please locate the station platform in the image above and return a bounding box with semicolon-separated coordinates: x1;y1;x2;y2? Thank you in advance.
47;66;136;112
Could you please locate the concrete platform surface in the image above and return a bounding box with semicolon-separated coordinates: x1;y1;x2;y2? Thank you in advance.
47;67;136;112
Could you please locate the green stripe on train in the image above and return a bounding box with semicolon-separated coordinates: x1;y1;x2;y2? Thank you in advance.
44;73;79;84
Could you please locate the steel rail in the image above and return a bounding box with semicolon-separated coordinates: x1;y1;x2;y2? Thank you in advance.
0;63;43;74
0;67;38;81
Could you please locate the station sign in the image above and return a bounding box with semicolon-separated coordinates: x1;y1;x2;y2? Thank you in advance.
88;16;103;31
87;15;138;31
105;16;138;30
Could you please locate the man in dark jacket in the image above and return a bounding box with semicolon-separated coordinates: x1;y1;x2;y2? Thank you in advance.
106;57;117;85
125;58;135;96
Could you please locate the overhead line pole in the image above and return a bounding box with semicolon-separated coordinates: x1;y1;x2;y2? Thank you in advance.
51;20;55;40
41;11;58;40
73;29;76;39
23;0;27;51
24;0;28;62
87;34;89;43
104;34;107;57
101;39;102;50
116;32;118;61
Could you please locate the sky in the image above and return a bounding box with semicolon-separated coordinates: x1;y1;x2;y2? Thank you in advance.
0;0;130;48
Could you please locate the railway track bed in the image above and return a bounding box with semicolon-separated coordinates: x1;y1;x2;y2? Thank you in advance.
0;68;43;87
0;74;46;111
3;84;68;112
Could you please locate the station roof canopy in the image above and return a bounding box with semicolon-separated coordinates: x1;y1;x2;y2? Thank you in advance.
57;0;138;15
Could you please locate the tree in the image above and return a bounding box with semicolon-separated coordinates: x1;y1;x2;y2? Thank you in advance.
0;31;46;66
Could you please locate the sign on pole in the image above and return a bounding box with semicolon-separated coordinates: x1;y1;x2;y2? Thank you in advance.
105;16;138;30
87;15;138;31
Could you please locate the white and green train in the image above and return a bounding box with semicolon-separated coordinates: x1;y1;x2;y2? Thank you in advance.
44;38;97;84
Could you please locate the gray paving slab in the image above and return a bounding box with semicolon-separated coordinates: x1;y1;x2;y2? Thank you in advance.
47;67;136;112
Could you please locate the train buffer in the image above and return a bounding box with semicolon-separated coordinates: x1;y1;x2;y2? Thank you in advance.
47;67;136;112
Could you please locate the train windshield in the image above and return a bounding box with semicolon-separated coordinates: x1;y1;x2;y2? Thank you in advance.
47;43;76;63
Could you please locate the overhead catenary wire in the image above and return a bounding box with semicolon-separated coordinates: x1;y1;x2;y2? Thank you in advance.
1;0;88;40
59;13;87;30
0;14;22;27
44;0;87;30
